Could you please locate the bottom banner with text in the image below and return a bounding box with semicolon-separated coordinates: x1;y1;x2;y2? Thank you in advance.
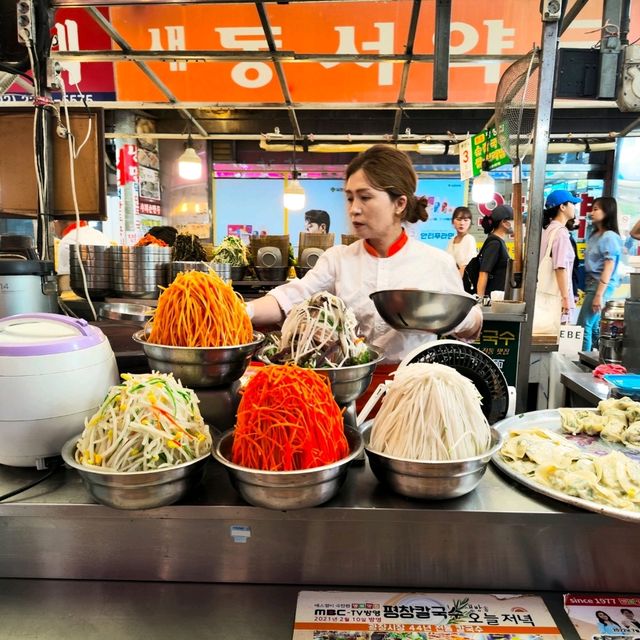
293;591;562;639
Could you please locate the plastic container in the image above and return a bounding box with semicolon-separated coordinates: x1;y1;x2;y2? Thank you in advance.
603;374;640;401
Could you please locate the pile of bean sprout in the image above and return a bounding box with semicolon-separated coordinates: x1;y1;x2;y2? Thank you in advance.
75;372;211;472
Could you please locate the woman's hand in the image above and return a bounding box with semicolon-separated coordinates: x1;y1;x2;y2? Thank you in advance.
450;305;483;342
592;292;603;313
561;294;571;314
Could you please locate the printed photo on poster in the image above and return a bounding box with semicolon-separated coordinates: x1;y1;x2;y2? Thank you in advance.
564;594;640;639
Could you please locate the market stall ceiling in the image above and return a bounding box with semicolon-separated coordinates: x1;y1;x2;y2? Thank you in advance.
43;0;640;142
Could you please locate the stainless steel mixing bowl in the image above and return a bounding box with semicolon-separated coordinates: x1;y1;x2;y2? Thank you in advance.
314;349;384;405
61;436;209;510
213;426;363;509
370;289;477;334
362;422;502;499
133;330;265;387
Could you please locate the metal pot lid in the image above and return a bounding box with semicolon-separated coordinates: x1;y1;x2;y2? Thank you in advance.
0;313;105;356
0;259;54;276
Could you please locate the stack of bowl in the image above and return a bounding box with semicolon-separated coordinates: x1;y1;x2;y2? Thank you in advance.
111;246;171;299
70;245;112;299
167;261;211;283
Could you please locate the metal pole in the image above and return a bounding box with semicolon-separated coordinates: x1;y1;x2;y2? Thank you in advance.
515;15;561;413
432;0;451;101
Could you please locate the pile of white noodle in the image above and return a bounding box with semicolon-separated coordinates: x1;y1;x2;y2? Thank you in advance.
369;363;492;461
75;372;212;472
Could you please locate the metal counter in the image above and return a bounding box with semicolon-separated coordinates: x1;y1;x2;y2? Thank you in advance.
560;372;610;406
1;454;638;593
0;580;580;640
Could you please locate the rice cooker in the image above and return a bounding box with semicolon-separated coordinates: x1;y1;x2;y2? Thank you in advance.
0;235;58;319
0;313;119;467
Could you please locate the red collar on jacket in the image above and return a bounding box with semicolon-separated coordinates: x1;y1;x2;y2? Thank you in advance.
364;229;408;257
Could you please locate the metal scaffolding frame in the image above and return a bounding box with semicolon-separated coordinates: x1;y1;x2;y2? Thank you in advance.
38;0;632;142
23;0;638;407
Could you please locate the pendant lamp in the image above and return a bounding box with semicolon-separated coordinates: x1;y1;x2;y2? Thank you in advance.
178;135;202;181
471;160;495;204
283;139;306;210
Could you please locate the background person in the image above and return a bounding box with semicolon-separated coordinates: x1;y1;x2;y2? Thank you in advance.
54;220;111;293
620;608;640;631
540;189;580;324
595;611;623;634
247;144;482;364
566;217;580;309
446;206;477;276
475;205;513;298
304;209;331;233
576;196;623;351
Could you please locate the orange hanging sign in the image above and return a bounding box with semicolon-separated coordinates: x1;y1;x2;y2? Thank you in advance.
110;1;637;104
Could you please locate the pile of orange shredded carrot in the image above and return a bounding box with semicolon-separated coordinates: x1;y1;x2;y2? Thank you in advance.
148;270;253;347
135;235;168;247
231;364;349;471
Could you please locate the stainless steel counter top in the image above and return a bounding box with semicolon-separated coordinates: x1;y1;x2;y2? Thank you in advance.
560;371;610;406
0;579;580;640
1;453;639;592
481;308;526;323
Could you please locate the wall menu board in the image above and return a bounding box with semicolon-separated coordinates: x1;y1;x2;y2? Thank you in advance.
0;110;106;219
136;116;161;217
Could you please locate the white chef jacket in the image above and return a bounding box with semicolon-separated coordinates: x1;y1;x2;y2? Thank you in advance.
56;226;112;275
269;237;480;363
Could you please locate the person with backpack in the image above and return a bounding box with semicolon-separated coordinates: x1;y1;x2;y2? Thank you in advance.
474;204;514;298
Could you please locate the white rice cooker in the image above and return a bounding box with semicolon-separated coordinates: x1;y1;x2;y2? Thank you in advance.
0;313;119;467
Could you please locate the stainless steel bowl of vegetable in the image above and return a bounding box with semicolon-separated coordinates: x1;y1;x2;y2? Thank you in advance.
133;330;265;387
312;349;384;405
362;422;502;500
61;435;209;510
370;289;477;334
213;426;363;510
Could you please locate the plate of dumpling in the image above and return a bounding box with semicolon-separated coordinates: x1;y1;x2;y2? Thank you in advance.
491;398;640;522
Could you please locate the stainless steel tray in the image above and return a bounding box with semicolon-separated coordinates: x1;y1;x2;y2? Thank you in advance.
98;302;154;323
491;408;640;523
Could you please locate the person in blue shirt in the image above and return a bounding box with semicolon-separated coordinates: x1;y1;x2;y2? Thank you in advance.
595;610;623;634
576;196;623;351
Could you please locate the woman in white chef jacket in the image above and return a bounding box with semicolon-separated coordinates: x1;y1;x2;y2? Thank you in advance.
247;144;482;364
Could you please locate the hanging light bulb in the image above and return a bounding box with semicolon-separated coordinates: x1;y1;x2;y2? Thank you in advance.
471;161;495;204
178;135;202;181
283;170;306;210
283;139;306;210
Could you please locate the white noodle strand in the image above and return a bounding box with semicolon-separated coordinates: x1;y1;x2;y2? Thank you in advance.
370;363;492;461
